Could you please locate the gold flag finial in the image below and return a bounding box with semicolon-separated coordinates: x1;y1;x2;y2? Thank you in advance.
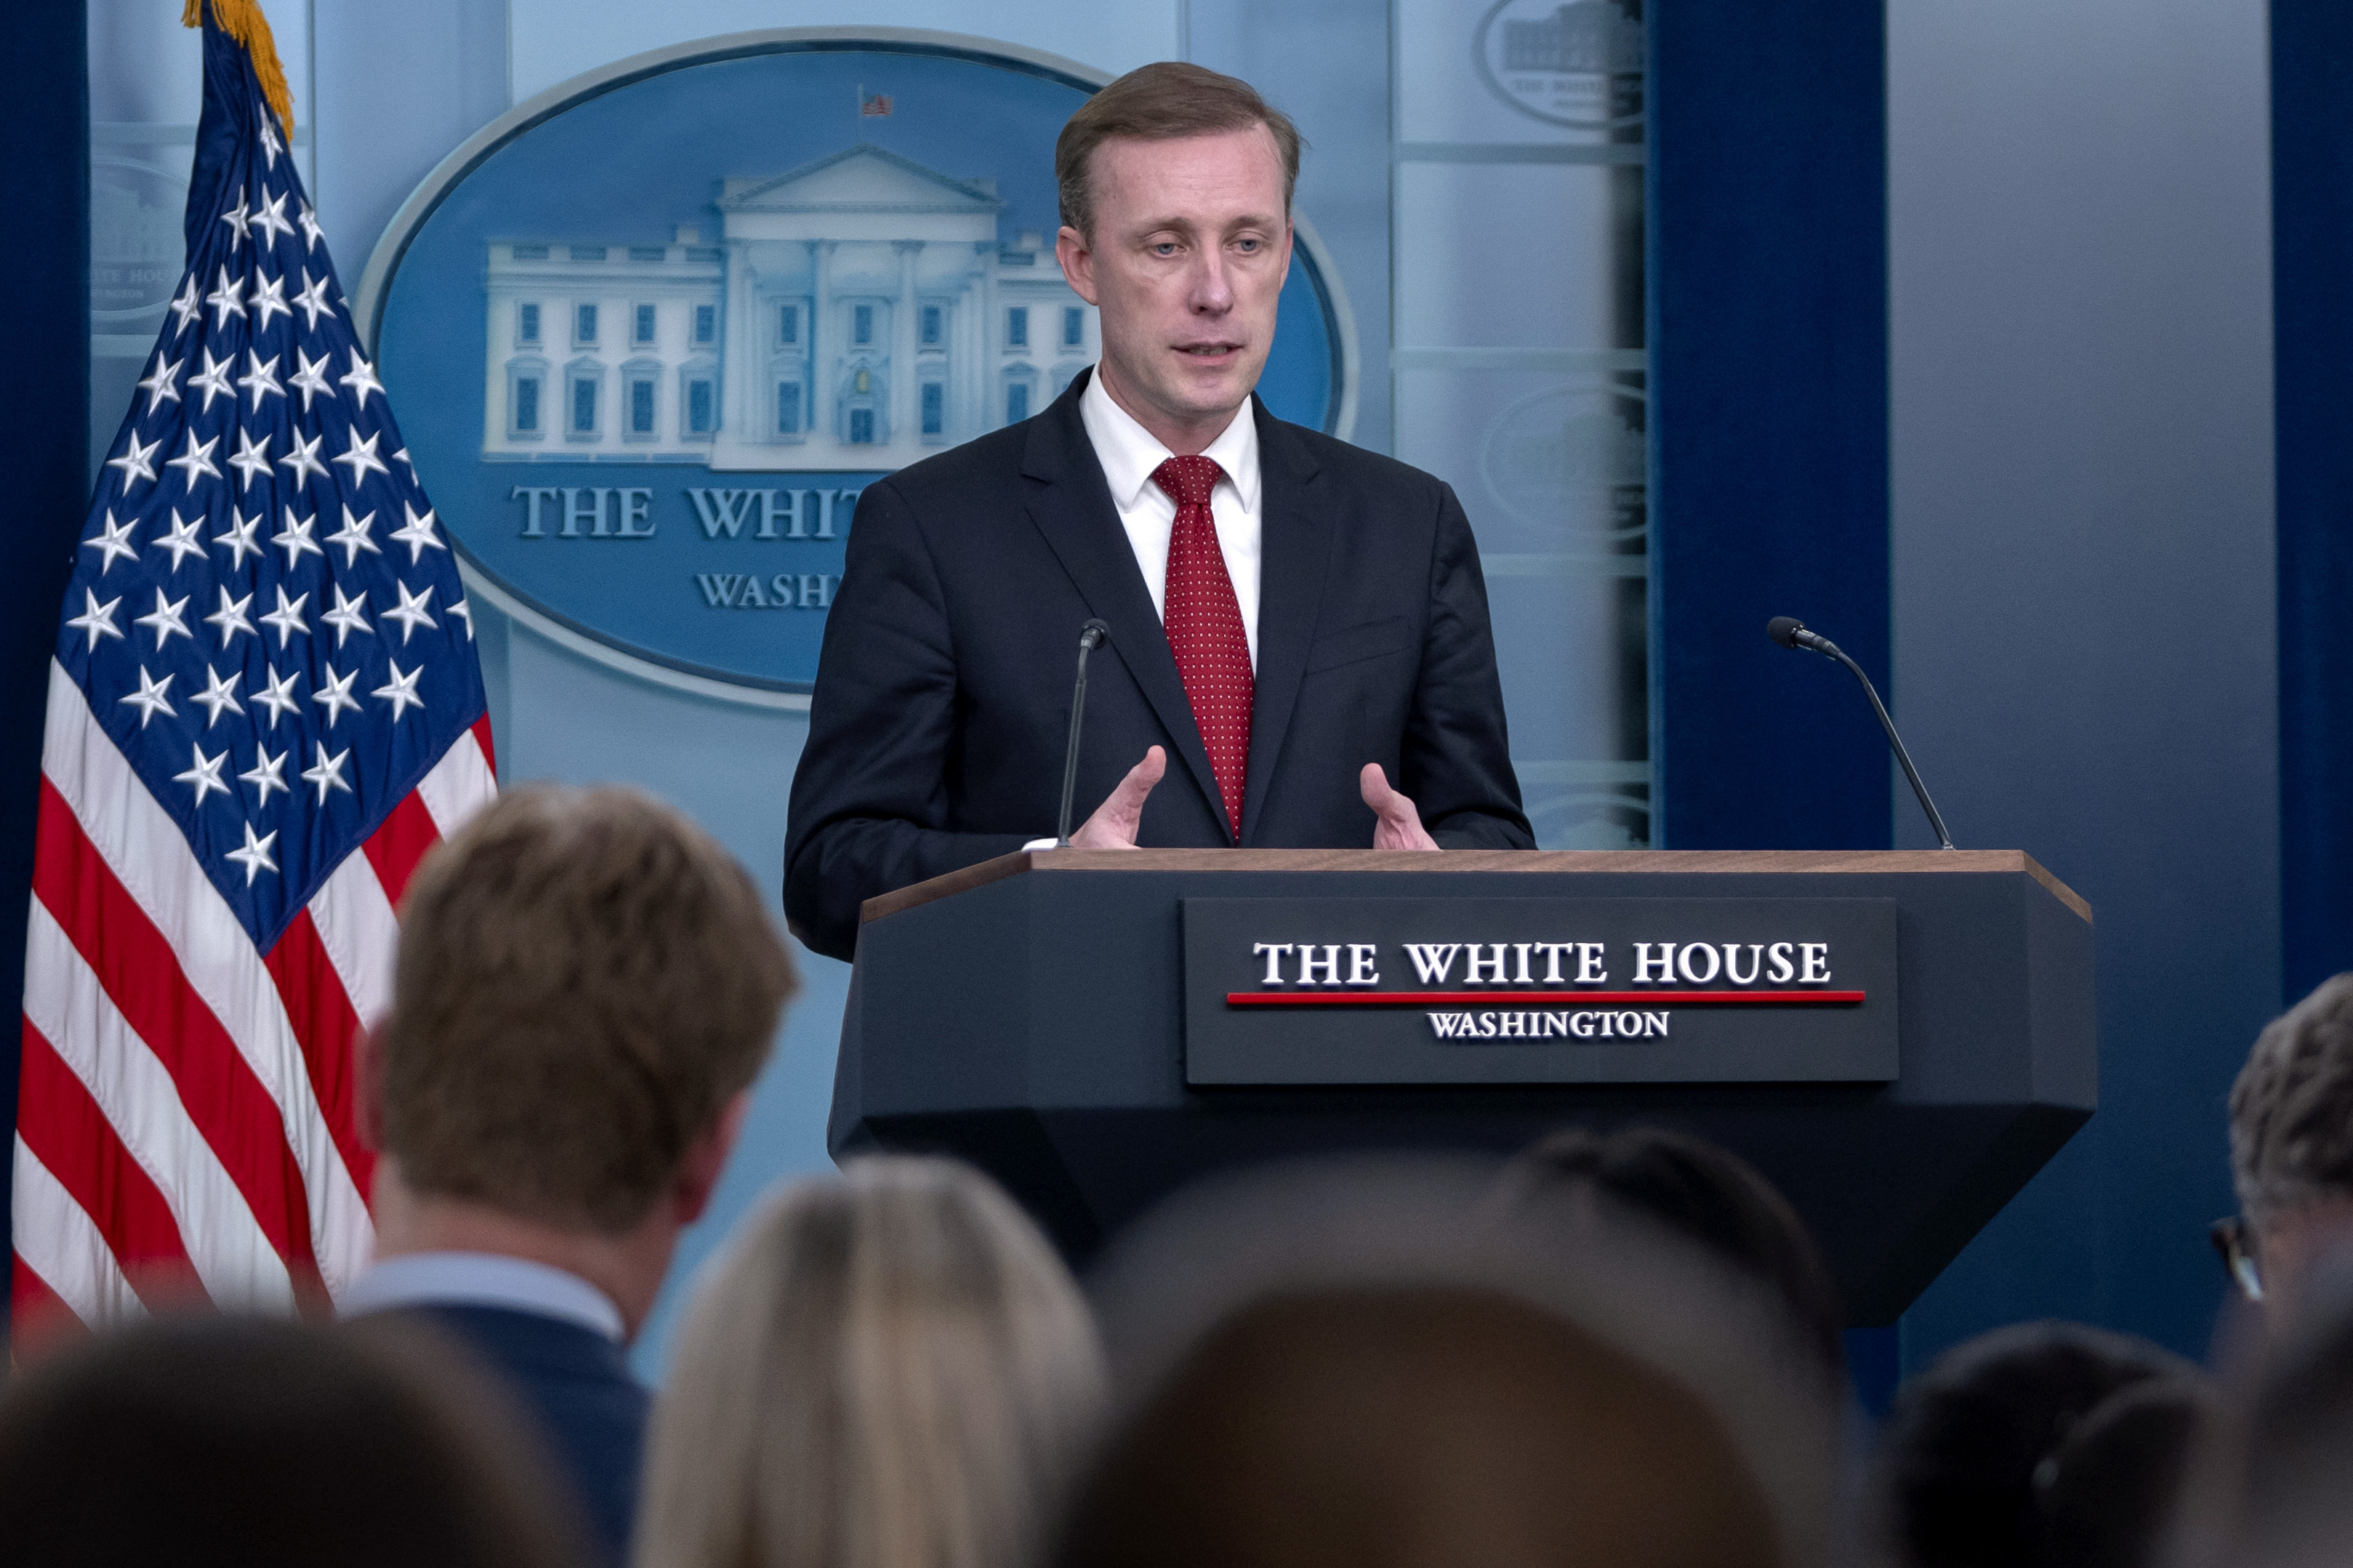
182;0;294;139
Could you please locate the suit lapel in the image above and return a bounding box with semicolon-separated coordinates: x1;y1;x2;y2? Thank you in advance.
1239;405;1330;843
1021;371;1229;835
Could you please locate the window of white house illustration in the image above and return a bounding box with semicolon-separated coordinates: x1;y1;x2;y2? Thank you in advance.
683;367;715;438
849;408;875;443
507;363;545;438
922;382;944;437
1007;306;1029;347
1063;306;1083;347
1006;381;1030;423
574;302;598;345
518;302;541;345
567;365;600;438
777;381;802;435
853;304;874;346
626;371;657;440
779;303;798;347
694;305;716;345
634;304;656;345
921;305;942;346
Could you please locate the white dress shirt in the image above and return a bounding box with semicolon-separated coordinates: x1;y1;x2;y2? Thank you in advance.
338;1250;625;1342
1078;369;1263;671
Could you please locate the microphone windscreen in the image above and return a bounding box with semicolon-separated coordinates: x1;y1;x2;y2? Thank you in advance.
1766;616;1805;649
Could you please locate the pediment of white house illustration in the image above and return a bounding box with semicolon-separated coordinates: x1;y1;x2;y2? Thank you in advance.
721;144;1002;217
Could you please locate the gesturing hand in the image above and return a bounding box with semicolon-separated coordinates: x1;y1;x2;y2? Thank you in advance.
1361;763;1441;851
1069;747;1167;849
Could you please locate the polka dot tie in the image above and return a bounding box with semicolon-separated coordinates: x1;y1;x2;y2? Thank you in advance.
1152;455;1252;840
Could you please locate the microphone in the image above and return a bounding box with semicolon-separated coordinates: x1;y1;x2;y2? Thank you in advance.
1766;616;1956;850
1054;619;1111;846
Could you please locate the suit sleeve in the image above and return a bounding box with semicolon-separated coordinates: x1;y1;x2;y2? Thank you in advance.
784;481;1031;961
1403;483;1537;851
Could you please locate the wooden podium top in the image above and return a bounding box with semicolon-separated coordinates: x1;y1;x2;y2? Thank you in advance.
859;847;2091;927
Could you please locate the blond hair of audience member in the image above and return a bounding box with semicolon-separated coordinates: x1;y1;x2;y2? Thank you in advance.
364;784;798;1334
2228;973;2353;1326
635;1157;1107;1568
1059;1156;1838;1568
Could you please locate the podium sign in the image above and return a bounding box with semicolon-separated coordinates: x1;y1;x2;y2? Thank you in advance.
1180;896;1899;1085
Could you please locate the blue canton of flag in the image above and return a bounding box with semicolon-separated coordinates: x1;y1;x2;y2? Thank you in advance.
69;19;486;952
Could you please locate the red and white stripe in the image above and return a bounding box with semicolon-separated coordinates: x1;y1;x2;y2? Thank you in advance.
11;659;496;1332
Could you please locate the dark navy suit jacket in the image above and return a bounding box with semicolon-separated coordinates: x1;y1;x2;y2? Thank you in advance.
414;1304;649;1568
784;369;1532;960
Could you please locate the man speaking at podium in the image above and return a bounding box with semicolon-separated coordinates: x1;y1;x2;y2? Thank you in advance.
784;63;1531;962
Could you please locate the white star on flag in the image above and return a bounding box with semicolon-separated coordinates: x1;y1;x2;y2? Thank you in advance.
106;430;161;491
205;587;256;648
152;510;209;571
240;744;290;804
190;664;246;726
224;821;278;885
301;741;354;802
82;511;140;574
321;586;374;648
228;429;274;490
66;590;125;650
206;263;248;327
134;589;193;649
311;664;362;725
332;429;390;483
326;505;382;567
138;353;184;414
174;743;231;806
237;349;284;410
373;660;426;720
251;664;302;725
390;504;446;563
215;507;264;568
278;428;330;488
119;666;177;727
189;347;237;413
339;352;386;407
260;584;310;648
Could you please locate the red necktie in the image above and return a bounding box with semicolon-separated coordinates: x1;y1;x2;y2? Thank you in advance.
1152;455;1252;840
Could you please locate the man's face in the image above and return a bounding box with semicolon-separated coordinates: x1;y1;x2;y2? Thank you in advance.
1057;124;1292;448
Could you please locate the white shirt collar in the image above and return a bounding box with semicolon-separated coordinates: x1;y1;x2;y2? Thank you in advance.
338;1251;627;1342
1079;367;1260;513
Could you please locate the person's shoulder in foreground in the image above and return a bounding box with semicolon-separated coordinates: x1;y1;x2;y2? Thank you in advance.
345;783;801;1567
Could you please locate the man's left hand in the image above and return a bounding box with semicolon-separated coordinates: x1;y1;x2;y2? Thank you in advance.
1361;764;1440;851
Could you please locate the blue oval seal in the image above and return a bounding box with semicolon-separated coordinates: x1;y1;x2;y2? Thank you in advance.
359;31;1357;701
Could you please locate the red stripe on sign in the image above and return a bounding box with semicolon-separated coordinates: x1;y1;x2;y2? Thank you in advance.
17;1020;208;1312
8;1254;89;1364
359;789;441;911
262;910;377;1206
32;779;321;1279
1225;989;1868;1007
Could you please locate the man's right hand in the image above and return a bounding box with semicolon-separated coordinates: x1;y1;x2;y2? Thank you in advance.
1069;746;1167;848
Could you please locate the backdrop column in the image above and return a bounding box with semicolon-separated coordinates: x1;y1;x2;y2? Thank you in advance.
0;5;91;1343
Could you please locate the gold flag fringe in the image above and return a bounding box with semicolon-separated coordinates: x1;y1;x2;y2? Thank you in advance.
181;0;294;139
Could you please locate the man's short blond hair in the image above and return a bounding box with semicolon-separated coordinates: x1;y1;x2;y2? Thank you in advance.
376;785;797;1233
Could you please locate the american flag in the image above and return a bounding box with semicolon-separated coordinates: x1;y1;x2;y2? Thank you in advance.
9;6;494;1336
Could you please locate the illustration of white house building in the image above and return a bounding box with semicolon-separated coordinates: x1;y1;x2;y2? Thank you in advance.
481;144;1098;470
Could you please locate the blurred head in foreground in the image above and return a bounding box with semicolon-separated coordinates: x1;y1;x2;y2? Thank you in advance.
1500;1124;1848;1381
1871;1319;2216;1568
366;784;800;1335
1055;1157;1839;1568
0;1314;582;1568
2181;1276;2353;1568
635;1156;1106;1568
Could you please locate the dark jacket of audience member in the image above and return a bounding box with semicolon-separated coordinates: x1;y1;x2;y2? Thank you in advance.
1872;1319;2215;1568
345;784;800;1567
2196;1274;2353;1568
634;1156;1106;1568
0;1315;584;1568
1499;1125;1848;1383
1062;1156;1840;1568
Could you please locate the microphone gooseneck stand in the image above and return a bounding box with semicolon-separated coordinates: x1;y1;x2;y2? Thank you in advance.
1055;619;1111;846
1766;616;1956;851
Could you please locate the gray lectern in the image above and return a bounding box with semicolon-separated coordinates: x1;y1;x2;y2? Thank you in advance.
829;848;2093;1323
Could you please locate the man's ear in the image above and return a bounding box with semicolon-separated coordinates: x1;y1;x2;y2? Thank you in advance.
674;1088;753;1228
351;1021;385;1152
1056;224;1100;305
